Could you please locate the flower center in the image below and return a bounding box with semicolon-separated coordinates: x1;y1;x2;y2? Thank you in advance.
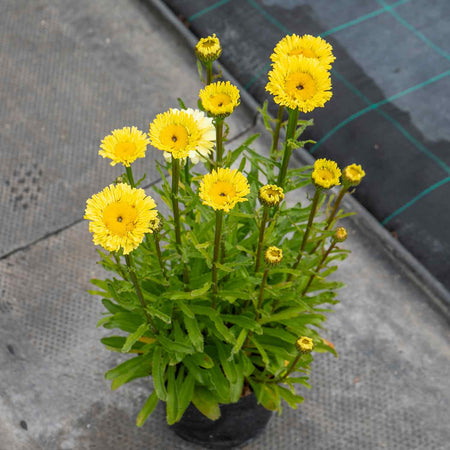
210;181;236;205
103;202;138;237
115;141;137;159
285;72;316;100
315;168;334;182
347;167;360;179
202;39;216;49
160;124;189;150
209;93;232;109
288;47;316;58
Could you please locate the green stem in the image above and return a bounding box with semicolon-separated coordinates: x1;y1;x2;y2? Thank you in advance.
270;105;284;159
171;157;189;286
125;254;157;334
206;62;213;85
280;354;301;381
302;241;336;296
211;210;224;309
277;108;299;188
125;166;135;188
255;207;269;273
289;189;321;281
184;159;191;187
309;186;348;255
112;252;128;281
215;118;224;168
153;233;168;282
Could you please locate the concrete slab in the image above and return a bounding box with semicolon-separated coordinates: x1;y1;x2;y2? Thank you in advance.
1;0;449;449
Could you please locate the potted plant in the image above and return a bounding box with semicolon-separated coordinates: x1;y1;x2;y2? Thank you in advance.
84;33;365;448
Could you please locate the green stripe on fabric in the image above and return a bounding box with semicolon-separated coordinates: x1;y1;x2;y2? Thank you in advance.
310;70;450;159
245;0;290;34
376;0;450;62
321;0;412;37
188;0;230;22
382;177;450;225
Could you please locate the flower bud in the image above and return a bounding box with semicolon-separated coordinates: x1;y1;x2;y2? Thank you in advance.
264;246;283;265
258;184;284;207
334;227;348;242
342;163;365;187
295;336;314;354
195;34;222;63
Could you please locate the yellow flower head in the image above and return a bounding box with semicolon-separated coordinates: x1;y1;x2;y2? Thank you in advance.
342;163;366;187
271;34;335;70
99;126;150;167
149;109;203;159
334;227;348;242
195;34;222;63
199;168;250;213
296;336;314;354
84;183;158;255
259;184;284;207
264;246;283;265
266;56;332;112
162;108;215;165
199;81;240;118
312;158;341;189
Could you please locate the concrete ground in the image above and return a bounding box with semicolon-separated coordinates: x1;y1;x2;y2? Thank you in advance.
0;0;449;449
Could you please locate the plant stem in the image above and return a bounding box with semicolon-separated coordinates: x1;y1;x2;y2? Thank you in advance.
289;188;321;281
112;252;129;281
309;186;348;255
184;159;191;187
255;207;269;273
281;354;301;380
125;254;157;334
171;157;189;286
302;241;336;296
215;118;224;168
125;166;135;188
277;108;299;188
270;105;284;159
206;62;213;85
153;232;168;282
211;210;224;309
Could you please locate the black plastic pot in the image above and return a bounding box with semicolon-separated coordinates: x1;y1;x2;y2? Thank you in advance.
170;394;273;448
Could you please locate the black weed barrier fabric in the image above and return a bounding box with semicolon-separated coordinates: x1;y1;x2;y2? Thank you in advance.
162;0;450;292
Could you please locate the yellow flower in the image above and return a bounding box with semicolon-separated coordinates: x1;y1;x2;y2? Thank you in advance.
334;227;348;242
266;56;332;112
312;158;341;189
296;336;314;354
99;126;150;167
195;34;222;63
271;34;335;70
342;163;366;187
162;108;215;165
84;183;158;255
149;109;203;159
264;246;283;265
259;184;284;207
199;81;240;118
199;168;249;213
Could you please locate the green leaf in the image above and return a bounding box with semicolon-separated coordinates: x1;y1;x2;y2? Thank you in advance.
262;327;297;344
136;391;159;427
250;336;269;367
278;385;304;409
184;315;204;352
105;354;151;381
178;301;195;318
152;347;167;401
102;311;144;333
211;317;236;344
249;381;279;411
96;315;113;328
192;387;220;421
166;365;178;425
176;373;195;422
221;314;262;334
177;97;187;109
216;342;237;383
231;329;248;356
147;306;171;324
121;323;149;353
157;335;193;354
259;307;307;324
